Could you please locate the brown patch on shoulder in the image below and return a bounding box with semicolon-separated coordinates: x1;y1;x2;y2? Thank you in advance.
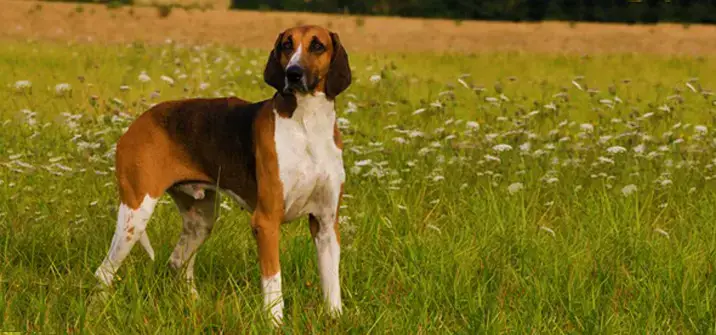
252;101;284;220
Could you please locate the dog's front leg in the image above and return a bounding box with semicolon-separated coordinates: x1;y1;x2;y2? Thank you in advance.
252;210;283;326
309;183;343;317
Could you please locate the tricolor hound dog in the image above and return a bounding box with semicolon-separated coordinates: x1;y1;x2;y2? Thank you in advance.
93;25;351;325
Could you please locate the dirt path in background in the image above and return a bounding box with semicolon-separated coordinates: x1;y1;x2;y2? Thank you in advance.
2;0;716;55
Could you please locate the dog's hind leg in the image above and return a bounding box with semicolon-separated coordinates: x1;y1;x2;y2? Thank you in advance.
94;194;158;287
167;186;217;298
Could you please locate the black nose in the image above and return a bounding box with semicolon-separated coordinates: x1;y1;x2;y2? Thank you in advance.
286;66;304;83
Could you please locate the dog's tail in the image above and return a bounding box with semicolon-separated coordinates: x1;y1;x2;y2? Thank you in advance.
139;232;155;261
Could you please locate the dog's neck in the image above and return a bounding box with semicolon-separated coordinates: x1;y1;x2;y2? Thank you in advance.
273;92;335;121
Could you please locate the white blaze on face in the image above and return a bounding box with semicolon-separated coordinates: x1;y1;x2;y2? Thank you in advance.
285;43;305;90
287;43;303;68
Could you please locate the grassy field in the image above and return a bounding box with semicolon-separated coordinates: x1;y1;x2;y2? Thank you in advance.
1;38;716;333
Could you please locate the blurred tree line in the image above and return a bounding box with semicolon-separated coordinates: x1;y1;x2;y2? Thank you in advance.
231;0;716;24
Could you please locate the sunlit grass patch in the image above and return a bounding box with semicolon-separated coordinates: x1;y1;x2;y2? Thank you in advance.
1;40;716;333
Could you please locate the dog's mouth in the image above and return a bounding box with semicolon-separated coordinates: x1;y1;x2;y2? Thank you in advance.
283;76;318;94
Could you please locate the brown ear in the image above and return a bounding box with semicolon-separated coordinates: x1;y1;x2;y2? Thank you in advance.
263;32;285;92
325;32;352;99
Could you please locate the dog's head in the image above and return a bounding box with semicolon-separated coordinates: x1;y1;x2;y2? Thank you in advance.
263;25;352;99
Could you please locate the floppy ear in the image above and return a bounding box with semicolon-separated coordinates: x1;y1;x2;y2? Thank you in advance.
325;32;352;99
263;32;285;92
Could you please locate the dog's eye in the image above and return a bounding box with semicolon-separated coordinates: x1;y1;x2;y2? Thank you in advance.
309;41;325;53
281;40;293;51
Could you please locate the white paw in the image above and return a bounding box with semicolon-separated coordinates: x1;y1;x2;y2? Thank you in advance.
267;300;284;327
328;302;343;318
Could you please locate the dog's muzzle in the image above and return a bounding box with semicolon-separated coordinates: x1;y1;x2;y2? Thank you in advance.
284;65;307;93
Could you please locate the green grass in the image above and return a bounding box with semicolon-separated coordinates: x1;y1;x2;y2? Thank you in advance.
2;39;716;333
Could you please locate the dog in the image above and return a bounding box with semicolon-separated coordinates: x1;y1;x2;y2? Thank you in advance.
93;25;351;325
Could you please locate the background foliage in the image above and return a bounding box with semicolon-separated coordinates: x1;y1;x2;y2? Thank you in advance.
231;0;716;24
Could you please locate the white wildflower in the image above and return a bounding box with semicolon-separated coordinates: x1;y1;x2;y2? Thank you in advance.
369;74;381;83
199;82;210;91
544;177;559;184
54;164;73;172
633;144;646;154
694;125;708;135
344;101;358;114
580;123;594;132
519;142;531;152
138;72;151;83
354;159;372;167
507;182;524;194
336;117;350;129
412;108;426;115
55;83;72;95
160;75;175;86
484;154;501;163
485;133;499;142
606;146;627;154
492;144;513;152
621;184;637;197
14;80;32;91
466;121;479;129
408;130;425;138
418;147;433;156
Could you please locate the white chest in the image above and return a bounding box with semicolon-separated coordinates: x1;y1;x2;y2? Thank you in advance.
273;94;345;222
